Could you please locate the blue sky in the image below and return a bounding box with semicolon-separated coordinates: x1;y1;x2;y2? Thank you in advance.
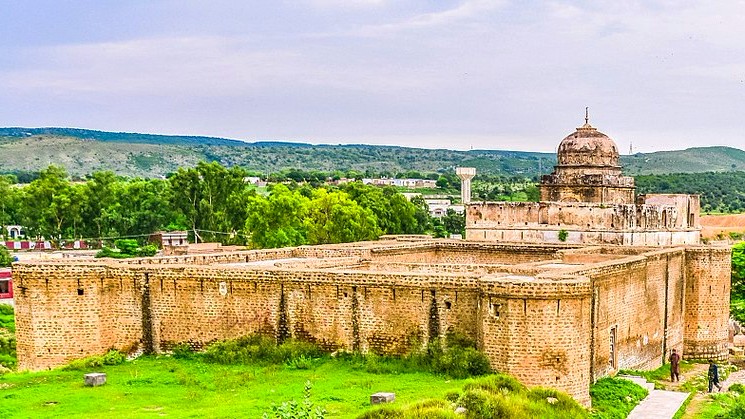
1;1;744;152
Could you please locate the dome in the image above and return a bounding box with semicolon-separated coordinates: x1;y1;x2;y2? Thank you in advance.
557;123;620;167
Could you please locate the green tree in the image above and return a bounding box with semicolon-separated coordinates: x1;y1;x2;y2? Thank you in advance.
442;209;465;237
169;162;249;243
733;242;745;295
22;165;79;239
80;171;120;239
305;189;380;244
0;175;22;233
244;185;309;248
0;246;12;267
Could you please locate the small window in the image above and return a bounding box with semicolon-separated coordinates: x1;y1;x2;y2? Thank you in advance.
77;288;85;296
445;301;452;310
490;303;502;319
0;280;8;294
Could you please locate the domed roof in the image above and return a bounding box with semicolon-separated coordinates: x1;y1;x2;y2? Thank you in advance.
557;123;620;167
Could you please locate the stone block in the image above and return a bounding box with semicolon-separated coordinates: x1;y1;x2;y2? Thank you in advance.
734;335;745;348
370;392;395;404
84;372;107;387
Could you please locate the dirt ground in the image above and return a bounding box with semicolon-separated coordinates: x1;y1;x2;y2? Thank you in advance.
700;214;745;239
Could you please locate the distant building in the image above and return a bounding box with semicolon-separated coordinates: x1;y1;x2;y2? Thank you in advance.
151;231;189;256
4;225;25;239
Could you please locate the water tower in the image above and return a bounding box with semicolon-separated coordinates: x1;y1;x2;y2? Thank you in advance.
456;167;476;204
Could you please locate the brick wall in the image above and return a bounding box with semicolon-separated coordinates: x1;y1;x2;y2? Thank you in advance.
12;241;731;407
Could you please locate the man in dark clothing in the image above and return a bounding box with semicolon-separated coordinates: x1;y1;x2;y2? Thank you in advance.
669;349;680;382
708;360;723;392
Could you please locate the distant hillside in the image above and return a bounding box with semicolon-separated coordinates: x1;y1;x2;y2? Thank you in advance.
0;127;743;178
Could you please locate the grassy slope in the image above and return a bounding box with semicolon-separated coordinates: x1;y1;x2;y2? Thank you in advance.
0;357;468;418
3;128;745;178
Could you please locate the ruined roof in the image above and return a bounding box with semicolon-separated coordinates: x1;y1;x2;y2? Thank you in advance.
557;123;620;168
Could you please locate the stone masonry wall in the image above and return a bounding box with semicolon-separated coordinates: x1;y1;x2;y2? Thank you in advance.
683;247;731;360
12;241;731;407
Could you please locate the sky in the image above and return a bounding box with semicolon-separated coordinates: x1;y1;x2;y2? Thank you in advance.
1;0;745;153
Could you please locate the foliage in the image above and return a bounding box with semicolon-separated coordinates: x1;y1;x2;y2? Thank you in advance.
636;171;745;214
0;353;471;418
558;229;568;242
732;242;745;296
715;393;745;419
0;303;15;370
0;245;12;267
304;188;381;245
245;184;309;248
359;374;588;419
264;380;326;419
202;334;326;366
63;349;126;370
589;377;648;418
96;239;158;258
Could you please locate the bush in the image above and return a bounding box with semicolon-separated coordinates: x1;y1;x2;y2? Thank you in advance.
203;334;326;366
729;383;745;394
95;239;158;259
558;229;568;242
719;394;745;419
0;246;11;267
264;380;326;419
64;350;126;370
171;343;194;359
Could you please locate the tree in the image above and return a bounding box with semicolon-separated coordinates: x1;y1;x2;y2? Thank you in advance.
342;183;425;235
0;246;12;267
305;189;380;245
442;209;465;237
169;162;249;243
244;185;309;248
22;165;79;239
733;242;745;295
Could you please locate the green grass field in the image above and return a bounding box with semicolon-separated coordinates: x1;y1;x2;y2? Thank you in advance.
0;356;470;418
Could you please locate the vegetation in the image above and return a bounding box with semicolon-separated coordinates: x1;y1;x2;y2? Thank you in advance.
3;128;745;179
0;163;440;247
0;304;15;370
636;172;745;214
359;374;588;418
95;239;158;258
0;245;11;267
588;377;648;418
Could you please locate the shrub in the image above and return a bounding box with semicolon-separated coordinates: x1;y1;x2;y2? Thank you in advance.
0;246;11;267
95;239;158;259
203;334;326;366
463;374;526;395
558;229;568;242
64;350;126;370
729;383;745;394
264;380;326;419
719;394;745;419
171;343;195;359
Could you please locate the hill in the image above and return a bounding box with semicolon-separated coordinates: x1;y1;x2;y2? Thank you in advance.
0;127;744;178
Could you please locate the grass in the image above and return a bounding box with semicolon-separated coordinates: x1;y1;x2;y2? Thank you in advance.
619;359;700;390
589;377;648;418
0;355;471;418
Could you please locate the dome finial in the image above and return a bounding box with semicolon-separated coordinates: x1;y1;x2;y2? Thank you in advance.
585;107;589;125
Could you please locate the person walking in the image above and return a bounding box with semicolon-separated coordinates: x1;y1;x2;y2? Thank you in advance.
669;349;680;382
708;360;723;392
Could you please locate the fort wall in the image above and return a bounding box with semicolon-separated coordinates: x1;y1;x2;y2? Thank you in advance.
12;242;730;406
683;247;731;360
